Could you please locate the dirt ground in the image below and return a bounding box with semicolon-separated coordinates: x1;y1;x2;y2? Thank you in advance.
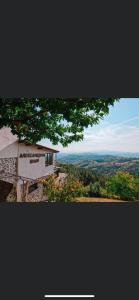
76;197;127;202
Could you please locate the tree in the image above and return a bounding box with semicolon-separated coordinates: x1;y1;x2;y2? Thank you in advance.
0;98;119;146
107;172;137;200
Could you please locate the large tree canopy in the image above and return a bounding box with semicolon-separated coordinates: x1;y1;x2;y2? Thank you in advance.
0;98;119;146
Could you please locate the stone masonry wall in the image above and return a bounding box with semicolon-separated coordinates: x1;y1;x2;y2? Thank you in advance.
6;185;17;202
26;183;44;202
0;158;17;184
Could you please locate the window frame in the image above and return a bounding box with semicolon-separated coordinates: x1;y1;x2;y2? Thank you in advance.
45;153;53;167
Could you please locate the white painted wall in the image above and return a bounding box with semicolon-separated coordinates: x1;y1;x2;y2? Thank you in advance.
18;156;55;179
18;144;56;179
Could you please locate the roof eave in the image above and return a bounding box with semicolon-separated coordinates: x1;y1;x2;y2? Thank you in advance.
37;144;59;153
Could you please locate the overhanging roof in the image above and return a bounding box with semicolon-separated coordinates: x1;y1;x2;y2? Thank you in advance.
36;144;59;153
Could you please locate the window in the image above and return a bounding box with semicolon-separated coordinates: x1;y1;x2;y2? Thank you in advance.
28;183;38;194
45;153;53;166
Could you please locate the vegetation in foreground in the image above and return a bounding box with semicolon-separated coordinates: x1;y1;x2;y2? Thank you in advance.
42;166;139;202
57;159;139;202
42;175;82;202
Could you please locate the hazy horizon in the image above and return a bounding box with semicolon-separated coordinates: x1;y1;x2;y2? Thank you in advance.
58;150;139;155
40;98;139;153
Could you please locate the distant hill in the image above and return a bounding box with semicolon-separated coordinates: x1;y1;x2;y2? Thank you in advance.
58;152;139;176
58;152;139;162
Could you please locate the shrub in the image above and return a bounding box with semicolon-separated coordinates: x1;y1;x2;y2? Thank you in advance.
43;175;83;202
100;187;108;198
106;172;137;201
134;179;139;200
80;185;90;197
89;182;101;197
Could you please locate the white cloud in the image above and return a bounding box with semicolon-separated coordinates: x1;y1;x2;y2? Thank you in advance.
41;116;139;153
60;116;139;153
82;117;139;152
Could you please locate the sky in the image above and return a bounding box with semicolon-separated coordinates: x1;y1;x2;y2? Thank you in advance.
40;98;139;153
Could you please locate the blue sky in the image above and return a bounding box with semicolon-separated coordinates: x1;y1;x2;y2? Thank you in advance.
41;98;139;153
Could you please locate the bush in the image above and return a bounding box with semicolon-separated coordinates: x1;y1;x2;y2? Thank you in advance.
80;185;90;197
100;188;108;198
89;182;101;197
106;172;137;201
42;175;83;202
134;179;139;200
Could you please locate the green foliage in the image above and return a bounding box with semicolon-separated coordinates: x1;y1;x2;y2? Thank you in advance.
0;98;119;146
59;163;139;201
80;185;90;197
134;178;139;199
106;172;137;200
59;163;100;186
99;188;108;198
89;182;101;197
43;175;83;202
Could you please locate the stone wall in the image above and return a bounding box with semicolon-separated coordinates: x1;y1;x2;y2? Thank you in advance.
26;183;44;202
0;158;17;184
6;185;17;202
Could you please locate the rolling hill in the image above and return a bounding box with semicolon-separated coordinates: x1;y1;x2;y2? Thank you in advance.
58;152;139;176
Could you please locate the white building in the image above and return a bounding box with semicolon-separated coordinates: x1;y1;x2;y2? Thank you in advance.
0;128;59;202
